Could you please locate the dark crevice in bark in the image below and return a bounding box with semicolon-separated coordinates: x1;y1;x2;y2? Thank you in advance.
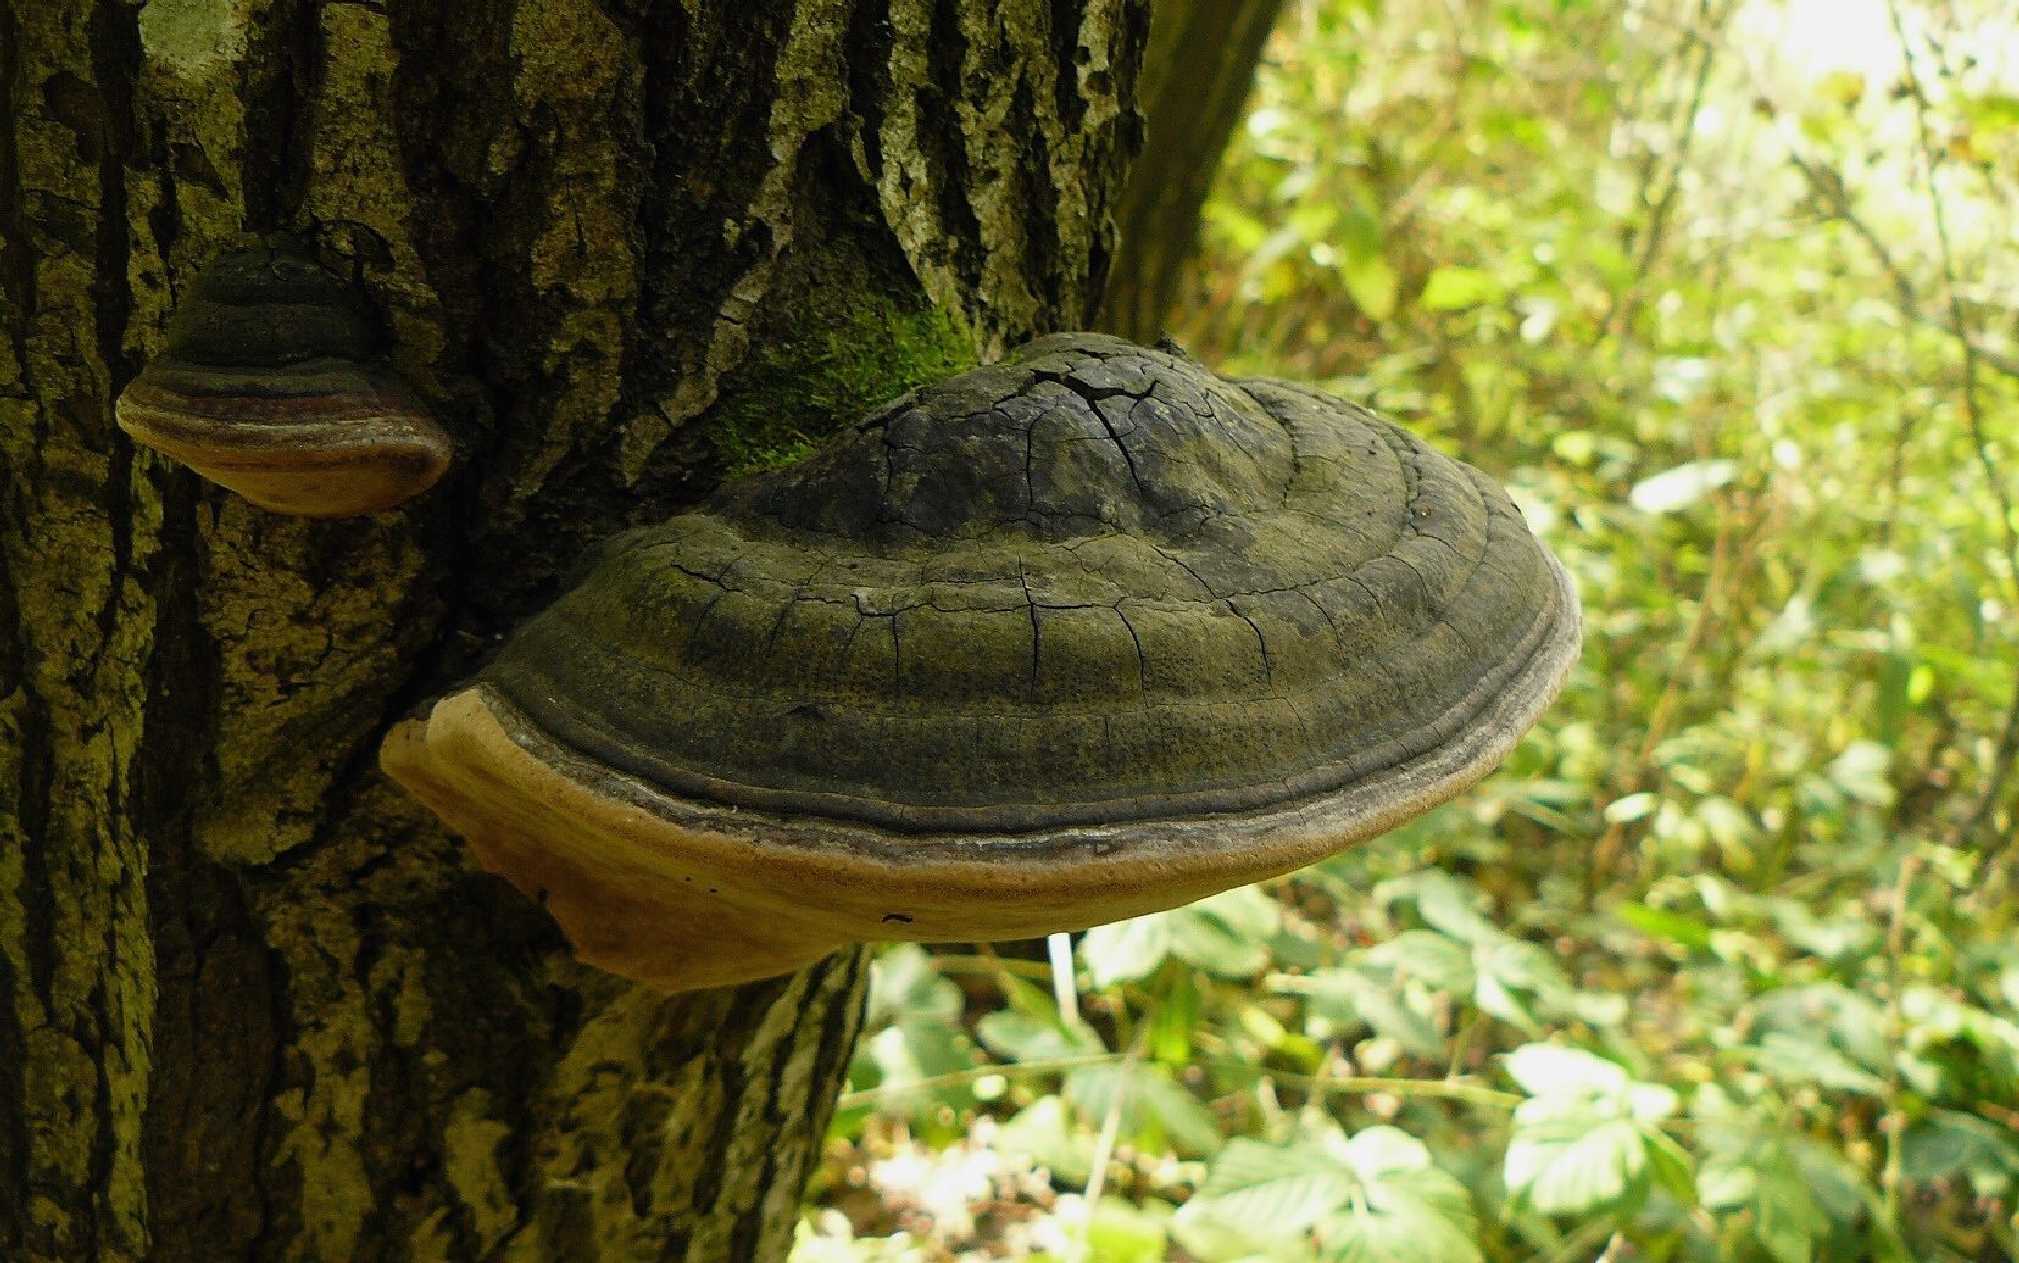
138;479;280;1263
382;0;523;721
0;456;49;1252
86;0;139;662
383;0;513;411
382;0;577;766
728;1188;769;1262
0;0;31;1244
12;679;55;1034
844;0;894;177
0;0;34;392
615;124;928;516
924;0;984;291
141;103;183;292
689;988;765;1217
356;874;571;1260
240;0;324;232
0;650;32;1258
390;0;618;625
1011;75;1063;326
633;1;786;378
545;1183;598;1260
807;948;869;1148
1049;0;1088;133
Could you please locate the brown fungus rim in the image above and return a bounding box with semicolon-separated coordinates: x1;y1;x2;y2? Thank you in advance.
384;549;1579;888
115;365;453;514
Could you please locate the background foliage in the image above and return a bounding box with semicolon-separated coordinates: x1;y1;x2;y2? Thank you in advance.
799;0;2019;1257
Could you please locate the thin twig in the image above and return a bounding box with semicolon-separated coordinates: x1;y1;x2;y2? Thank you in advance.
929;954;1056;982
1786;151;2019;384
1881;0;2019;848
1542;1213;1624;1263
1209;1056;1523;1109
1599;0;1730;341
1592;497;1739;877
1879;849;1921;1222
1077;1033;1144;1254
835;1054;1121;1109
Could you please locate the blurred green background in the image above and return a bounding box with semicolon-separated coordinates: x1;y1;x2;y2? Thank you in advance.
798;0;2019;1258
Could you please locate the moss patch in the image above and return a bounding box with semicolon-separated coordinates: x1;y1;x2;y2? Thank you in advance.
702;297;978;476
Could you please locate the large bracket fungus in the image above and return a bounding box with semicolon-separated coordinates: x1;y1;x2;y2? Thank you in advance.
116;244;453;517
382;333;1580;992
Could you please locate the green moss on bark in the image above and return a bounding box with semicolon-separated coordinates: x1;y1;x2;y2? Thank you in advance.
704;298;979;475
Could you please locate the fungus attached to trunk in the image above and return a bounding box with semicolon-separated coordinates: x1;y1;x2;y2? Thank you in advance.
116;245;452;517
381;334;1581;992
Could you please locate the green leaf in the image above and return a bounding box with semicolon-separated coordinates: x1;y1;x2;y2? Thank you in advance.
1963;92;2019;133
1084;886;1281;987
1323;1128;1482;1262
1617;902;1714;952
1504;1101;1648;1214
1764;900;1878;960
1148;967;1200;1063
864;943;961;1027
1419;265;1502;311
1192;1139;1362;1237
1184;1128;1479;1263
1642;1127;1699;1207
997;1095;1096;1184
1472;939;1577;1034
1171;1201;1322;1263
1603;790;1658;824
1340;253;1399;322
1900;1110;2019;1183
1503;1044;1680;1215
1319;1203;1480;1263
1504;1044;1631;1098
1087;1199;1169;1263
1377;872;1499;944
1750;985;1890;1072
1065;1062;1223;1156
1749;1032;1888;1096
1082;913;1175;988
1170;886;1283;979
1826;741;1895;806
1292;966;1445;1058
976;1009;1105;1063
1753;1158;1832;1263
1697;1119;1836;1263
1360;929;1477;993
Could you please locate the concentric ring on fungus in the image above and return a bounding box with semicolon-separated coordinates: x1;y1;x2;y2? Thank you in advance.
382;333;1581;992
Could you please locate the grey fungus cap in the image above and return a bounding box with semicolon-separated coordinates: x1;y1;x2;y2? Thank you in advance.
381;333;1580;993
116;246;452;518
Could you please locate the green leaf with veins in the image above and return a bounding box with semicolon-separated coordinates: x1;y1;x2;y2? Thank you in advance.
1183;1129;1481;1263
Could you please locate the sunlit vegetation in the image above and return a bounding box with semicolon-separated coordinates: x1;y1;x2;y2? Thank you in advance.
799;1;2019;1258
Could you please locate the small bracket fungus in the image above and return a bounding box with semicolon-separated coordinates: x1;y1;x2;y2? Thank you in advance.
116;244;452;517
382;333;1581;993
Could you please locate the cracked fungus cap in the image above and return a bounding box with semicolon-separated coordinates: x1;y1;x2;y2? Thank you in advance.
116;246;452;517
381;333;1580;992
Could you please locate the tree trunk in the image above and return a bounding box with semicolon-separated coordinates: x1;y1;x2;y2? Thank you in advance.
0;2;1145;1259
1097;0;1282;342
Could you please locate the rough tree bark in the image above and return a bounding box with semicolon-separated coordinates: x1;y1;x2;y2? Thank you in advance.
0;2;1145;1259
1097;0;1284;342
